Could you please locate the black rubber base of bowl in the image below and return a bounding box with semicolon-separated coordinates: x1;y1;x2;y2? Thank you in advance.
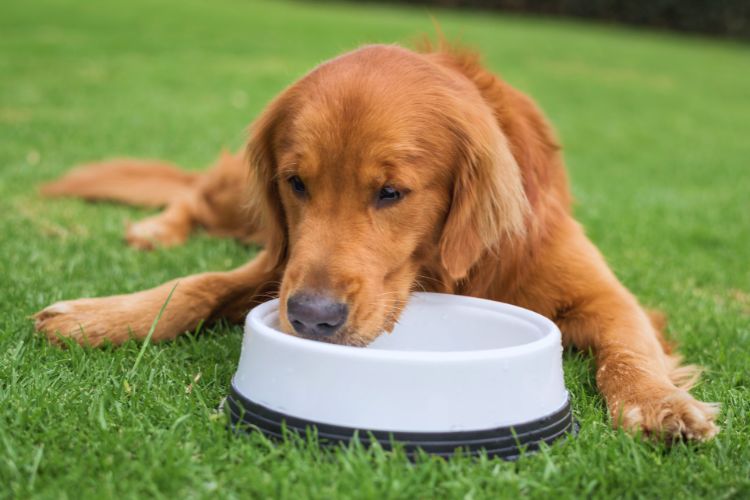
226;385;576;459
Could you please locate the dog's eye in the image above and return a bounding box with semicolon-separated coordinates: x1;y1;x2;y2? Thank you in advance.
287;175;306;197
376;186;402;208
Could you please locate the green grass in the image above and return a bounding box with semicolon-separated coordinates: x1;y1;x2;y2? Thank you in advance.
1;0;749;497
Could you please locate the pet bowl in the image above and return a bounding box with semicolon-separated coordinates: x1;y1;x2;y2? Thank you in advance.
226;292;575;458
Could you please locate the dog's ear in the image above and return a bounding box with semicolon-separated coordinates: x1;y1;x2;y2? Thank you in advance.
439;109;530;281
245;92;296;271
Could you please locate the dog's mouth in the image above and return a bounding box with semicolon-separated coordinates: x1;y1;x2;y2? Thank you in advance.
292;321;384;347
284;300;406;347
297;327;368;347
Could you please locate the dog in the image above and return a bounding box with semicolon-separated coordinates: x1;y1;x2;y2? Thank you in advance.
35;42;719;441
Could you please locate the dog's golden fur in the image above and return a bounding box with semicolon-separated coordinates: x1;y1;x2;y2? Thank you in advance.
35;43;718;440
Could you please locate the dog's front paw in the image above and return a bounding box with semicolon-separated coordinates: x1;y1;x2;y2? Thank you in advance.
34;297;141;346
613;388;719;441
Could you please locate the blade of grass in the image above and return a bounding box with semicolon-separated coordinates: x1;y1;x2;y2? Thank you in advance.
127;282;179;378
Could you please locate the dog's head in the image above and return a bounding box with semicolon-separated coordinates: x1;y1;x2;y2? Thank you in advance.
247;45;528;346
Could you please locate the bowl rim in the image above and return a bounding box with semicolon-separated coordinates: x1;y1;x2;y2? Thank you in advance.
246;292;561;362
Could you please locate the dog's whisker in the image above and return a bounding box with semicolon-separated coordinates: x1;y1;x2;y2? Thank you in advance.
413;273;444;286
411;279;428;293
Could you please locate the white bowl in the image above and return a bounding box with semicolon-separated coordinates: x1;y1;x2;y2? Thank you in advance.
228;292;574;457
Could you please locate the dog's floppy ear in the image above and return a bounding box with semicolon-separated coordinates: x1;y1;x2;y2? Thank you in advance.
439;109;530;281
245;91;296;271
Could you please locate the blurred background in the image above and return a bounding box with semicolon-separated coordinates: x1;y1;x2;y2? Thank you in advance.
352;0;750;39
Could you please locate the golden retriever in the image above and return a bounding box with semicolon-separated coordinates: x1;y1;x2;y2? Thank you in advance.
35;42;718;440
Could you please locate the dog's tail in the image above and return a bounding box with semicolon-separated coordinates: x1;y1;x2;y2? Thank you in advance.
40;159;202;208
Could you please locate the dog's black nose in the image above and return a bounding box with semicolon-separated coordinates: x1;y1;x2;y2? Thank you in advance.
287;293;348;338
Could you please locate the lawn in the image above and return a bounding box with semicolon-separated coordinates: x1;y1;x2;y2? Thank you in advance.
1;0;749;497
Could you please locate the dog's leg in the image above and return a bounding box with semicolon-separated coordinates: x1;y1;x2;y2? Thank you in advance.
34;251;278;346
546;222;719;441
40;157;203;249
125;151;262;248
40;159;200;207
41;152;257;249
125;197;196;250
